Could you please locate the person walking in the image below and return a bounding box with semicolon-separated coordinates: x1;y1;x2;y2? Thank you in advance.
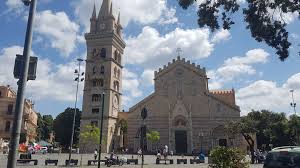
94;149;98;160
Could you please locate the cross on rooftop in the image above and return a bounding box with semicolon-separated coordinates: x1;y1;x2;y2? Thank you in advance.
176;48;182;57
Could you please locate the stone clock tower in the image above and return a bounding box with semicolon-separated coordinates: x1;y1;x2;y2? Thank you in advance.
80;0;125;153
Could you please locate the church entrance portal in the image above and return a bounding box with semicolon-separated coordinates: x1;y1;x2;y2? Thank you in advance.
219;139;227;147
175;130;187;154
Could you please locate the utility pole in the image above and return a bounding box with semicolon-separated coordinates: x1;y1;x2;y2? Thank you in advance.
290;89;298;145
7;0;37;168
68;58;84;166
98;92;105;168
290;89;297;115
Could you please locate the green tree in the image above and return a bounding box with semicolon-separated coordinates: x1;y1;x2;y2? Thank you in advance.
19;133;27;144
80;125;100;152
227;110;293;164
36;113;44;141
53;108;81;148
36;113;54;141
146;130;160;152
227;118;256;164
209;146;249;168
177;0;300;60
288;114;300;145
247;110;291;147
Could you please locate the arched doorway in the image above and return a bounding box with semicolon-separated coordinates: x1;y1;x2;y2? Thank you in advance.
173;115;188;154
212;125;228;147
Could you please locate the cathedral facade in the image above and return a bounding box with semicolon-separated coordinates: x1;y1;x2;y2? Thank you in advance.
80;0;242;154
122;57;242;154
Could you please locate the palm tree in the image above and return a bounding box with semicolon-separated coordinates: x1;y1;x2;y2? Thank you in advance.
146;131;160;152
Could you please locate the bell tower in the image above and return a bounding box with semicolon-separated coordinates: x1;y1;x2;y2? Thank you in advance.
80;0;125;153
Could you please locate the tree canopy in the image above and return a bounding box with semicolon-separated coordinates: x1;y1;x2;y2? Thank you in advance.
53;108;81;148
177;0;300;60
227;110;300;163
36;113;54;141
80;125;100;146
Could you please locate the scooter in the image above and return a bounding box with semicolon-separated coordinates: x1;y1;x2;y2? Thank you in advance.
105;155;126;167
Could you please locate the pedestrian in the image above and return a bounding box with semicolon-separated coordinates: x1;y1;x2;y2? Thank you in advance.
163;148;167;160
137;148;142;157
156;151;161;160
94;149;98;160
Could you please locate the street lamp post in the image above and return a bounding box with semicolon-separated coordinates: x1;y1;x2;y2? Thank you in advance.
290;90;297;115
199;130;204;153
7;0;37;168
290;90;298;145
98;91;105;168
68;58;84;166
140;107;148;168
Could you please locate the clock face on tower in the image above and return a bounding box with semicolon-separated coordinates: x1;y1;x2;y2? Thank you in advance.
113;95;119;109
100;23;105;30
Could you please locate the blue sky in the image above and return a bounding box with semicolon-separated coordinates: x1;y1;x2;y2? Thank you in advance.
0;0;299;117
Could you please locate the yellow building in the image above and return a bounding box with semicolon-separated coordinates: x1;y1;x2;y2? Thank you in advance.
0;85;38;143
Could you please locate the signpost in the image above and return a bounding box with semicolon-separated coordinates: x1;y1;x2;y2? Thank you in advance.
140;107;148;168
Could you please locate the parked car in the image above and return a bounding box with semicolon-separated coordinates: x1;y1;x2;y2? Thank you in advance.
263;146;300;168
39;147;48;154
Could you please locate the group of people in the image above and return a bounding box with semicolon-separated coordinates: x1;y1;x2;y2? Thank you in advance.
254;149;267;163
156;145;173;159
94;149;118;162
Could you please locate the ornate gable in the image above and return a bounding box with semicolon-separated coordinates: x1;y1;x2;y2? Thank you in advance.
154;56;207;80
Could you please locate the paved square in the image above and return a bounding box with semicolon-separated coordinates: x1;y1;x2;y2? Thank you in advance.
0;153;263;168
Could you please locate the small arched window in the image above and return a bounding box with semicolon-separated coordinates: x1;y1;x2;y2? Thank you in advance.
100;66;105;74
117;69;120;79
5;121;11;132
92;94;101;102
100;48;106;58
7;104;13;115
100;79;104;87
92;66;96;74
114;50;118;60
114;67;117;77
92;79;97;87
114;81;119;92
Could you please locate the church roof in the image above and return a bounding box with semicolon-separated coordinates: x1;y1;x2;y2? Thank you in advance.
209;89;239;110
210;89;234;95
154;56;206;80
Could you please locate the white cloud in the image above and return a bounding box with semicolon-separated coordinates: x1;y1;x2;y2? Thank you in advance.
211;29;231;43
0;45;84;102
123;68;138;79
236;73;300;115
196;0;246;6
208;49;269;89
73;0;178;31
0;46;23;86
141;70;154;86
224;49;269;65
124;26;214;69
4;0;53;16
122;68;142;98
268;8;299;24
159;7;178;25
34;10;80;57
5;0;24;14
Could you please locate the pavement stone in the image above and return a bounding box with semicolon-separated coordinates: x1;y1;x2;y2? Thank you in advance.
0;153;263;168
